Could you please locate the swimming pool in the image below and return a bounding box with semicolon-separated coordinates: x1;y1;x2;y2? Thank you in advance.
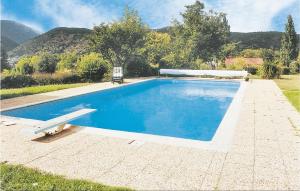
2;79;240;141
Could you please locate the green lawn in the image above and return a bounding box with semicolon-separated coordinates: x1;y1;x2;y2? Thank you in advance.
274;74;300;112
0;83;89;100
0;163;131;191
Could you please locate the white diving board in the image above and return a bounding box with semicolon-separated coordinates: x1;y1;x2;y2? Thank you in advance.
33;108;96;134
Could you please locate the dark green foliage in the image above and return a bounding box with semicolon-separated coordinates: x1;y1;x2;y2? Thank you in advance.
0;163;131;191
230;31;285;50
125;55;153;77
181;1;230;62
245;67;258;75
90;8;147;70
280;15;299;66
261;49;275;62
35;54;59;73
1;73;80;89
281;66;290;75
1;49;10;71
290;60;300;73
259;63;280;79
1;74;37;88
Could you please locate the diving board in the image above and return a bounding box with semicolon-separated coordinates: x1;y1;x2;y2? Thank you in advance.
33;108;96;134
160;69;248;77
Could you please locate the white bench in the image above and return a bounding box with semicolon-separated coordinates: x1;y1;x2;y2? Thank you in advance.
32;109;96;135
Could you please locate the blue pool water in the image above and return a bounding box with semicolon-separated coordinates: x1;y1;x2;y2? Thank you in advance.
2;79;240;141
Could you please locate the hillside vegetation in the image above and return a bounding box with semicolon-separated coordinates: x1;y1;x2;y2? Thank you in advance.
8;27;92;63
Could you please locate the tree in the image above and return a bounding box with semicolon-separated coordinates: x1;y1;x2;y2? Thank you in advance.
76;52;110;81
1;49;10;71
35;53;59;73
280;15;299;66
90;7;147;71
144;32;171;69
181;1;230;63
15;56;34;75
57;52;77;71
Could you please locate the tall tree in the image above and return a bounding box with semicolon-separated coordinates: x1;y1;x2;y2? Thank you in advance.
280;15;299;66
90;7;147;70
181;1;230;64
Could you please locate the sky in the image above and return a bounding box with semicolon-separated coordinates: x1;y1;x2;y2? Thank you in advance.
1;0;299;33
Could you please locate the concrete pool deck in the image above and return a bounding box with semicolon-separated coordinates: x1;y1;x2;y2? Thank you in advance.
1;79;300;190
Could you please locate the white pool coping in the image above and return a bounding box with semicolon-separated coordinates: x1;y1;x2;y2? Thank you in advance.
0;79;247;152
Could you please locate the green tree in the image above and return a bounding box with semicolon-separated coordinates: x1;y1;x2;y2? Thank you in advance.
35;53;59;73
181;1;230;63
76;52;110;81
90;7;147;72
1;49;10;71
15;56;34;75
144;32;171;69
57;52;77;71
280;15;299;66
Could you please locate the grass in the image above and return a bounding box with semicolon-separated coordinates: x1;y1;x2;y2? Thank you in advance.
0;83;89;100
0;163;131;191
274;74;300;112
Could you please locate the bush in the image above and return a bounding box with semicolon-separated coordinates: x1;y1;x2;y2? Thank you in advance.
77;52;110;81
32;72;80;85
280;66;290;75
15;57;34;75
125;55;153;77
57;52;78;71
35;54;59;73
245;67;258;75
1;74;37;88
259;63;280;79
290;61;300;73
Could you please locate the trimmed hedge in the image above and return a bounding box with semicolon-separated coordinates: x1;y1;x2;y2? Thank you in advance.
1;73;81;89
1;75;37;88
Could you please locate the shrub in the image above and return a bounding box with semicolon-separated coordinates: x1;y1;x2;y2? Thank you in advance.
1;74;37;88
77;52;110;81
32;72;80;85
290;60;300;73
35;54;59;73
125;55;153;77
57;52;78;71
15;57;34;75
259;63;280;79
280;66;290;75
244;67;258;75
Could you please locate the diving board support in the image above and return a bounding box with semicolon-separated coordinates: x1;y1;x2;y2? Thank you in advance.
33;108;96;135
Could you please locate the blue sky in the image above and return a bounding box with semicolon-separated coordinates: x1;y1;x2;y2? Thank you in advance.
1;0;299;33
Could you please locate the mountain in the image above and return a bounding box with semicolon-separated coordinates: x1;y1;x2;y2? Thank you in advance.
156;27;293;50
8;27;92;63
0;35;19;51
229;31;285;50
1;20;40;51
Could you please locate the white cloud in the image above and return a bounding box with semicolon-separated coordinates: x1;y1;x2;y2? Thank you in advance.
129;0;196;28
212;0;297;32
0;2;44;33
122;0;298;31
35;0;118;29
